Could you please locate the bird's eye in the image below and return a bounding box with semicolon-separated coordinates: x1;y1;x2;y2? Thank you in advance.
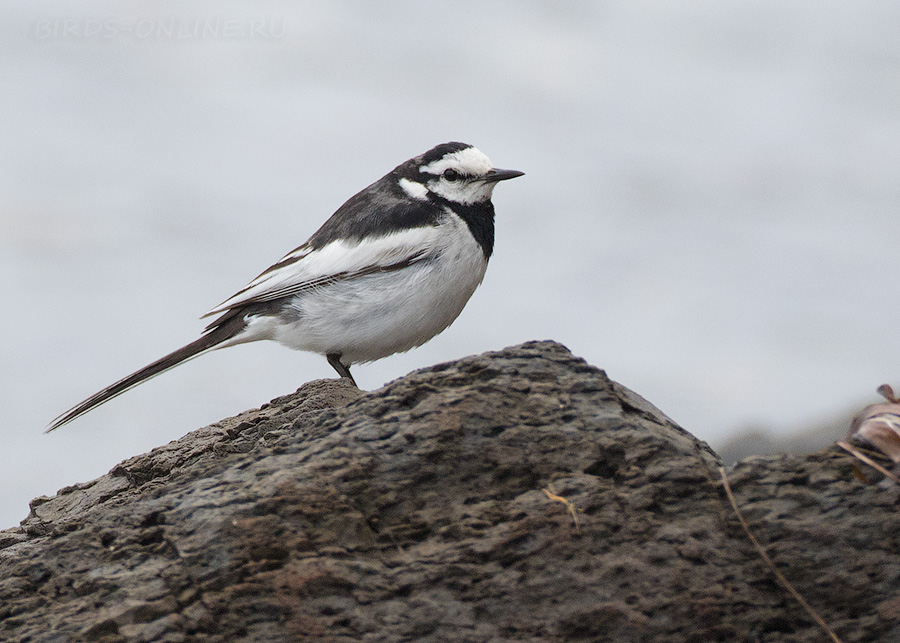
443;168;462;182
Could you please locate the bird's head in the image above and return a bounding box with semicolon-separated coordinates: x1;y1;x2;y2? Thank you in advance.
396;142;523;205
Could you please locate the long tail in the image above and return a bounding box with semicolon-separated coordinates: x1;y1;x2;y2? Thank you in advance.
46;312;248;432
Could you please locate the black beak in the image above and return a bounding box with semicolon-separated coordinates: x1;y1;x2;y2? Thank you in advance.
482;168;525;183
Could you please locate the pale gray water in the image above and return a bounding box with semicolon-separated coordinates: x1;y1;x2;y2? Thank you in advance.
2;1;899;528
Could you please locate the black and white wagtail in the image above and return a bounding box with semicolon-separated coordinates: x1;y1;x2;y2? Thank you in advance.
48;142;523;431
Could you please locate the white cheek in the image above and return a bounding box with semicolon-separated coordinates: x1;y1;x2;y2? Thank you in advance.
428;180;495;204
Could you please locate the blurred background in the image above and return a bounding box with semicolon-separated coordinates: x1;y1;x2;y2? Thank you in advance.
2;1;899;529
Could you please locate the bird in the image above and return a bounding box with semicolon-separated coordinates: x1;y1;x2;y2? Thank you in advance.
47;142;523;431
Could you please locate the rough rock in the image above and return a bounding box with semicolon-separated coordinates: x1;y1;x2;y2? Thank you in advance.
2;341;899;642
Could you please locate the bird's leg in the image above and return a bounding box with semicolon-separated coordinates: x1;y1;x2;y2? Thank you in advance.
326;353;357;387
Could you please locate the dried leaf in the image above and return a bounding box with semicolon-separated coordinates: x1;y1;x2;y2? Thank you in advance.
846;384;900;462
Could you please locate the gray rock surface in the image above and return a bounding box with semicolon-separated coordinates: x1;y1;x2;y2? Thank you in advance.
2;341;899;642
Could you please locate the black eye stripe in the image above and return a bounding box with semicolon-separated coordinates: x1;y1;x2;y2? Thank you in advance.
443;168;463;181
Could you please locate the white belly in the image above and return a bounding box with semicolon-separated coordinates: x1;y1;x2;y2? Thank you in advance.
249;216;489;364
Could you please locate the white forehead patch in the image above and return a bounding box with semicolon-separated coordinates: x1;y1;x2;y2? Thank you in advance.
398;177;428;200
419;146;493;177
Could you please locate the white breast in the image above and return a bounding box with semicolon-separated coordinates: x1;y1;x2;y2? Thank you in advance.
260;213;488;364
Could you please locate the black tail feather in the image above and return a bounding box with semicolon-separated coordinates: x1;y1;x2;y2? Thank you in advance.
46;317;247;432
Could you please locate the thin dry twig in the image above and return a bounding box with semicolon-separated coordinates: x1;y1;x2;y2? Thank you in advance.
543;484;581;533
718;467;843;643
837;441;900;484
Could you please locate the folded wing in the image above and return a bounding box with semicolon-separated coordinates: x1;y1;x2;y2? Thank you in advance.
203;225;443;317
